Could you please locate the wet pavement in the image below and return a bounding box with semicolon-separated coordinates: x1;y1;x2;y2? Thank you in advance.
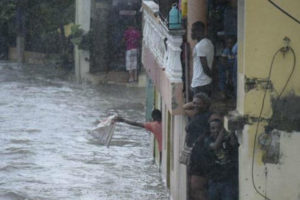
0;62;169;200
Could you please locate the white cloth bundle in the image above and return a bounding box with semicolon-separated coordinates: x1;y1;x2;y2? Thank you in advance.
89;115;117;147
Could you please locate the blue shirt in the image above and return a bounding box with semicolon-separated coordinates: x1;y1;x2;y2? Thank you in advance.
221;47;235;65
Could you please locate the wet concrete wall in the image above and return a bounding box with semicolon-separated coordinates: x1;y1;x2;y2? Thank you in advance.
237;0;300;199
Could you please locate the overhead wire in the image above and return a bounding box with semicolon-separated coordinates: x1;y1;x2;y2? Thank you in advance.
251;46;297;200
268;0;300;25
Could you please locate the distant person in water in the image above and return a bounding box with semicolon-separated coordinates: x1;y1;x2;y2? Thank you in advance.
114;109;162;162
123;26;141;83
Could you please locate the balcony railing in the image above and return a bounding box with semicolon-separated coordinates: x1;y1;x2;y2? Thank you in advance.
142;1;184;83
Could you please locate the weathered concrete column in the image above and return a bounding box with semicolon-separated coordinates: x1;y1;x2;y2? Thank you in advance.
16;36;24;64
75;0;92;81
187;0;207;48
187;0;207;80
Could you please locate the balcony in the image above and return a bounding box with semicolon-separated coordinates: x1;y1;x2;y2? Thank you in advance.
142;1;185;115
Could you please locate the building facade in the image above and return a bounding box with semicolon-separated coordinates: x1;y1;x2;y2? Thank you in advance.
234;0;300;199
142;0;300;200
74;0;142;83
142;2;187;200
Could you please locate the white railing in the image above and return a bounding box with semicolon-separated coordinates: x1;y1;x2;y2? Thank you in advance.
143;1;184;83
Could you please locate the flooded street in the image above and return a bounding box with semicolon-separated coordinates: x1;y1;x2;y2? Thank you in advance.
0;62;168;200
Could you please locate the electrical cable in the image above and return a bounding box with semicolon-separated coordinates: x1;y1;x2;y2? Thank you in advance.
268;47;297;131
251;46;297;200
268;0;300;25
277;47;296;98
251;49;280;200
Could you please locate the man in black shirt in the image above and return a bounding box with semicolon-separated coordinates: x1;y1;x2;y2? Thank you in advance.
206;118;239;200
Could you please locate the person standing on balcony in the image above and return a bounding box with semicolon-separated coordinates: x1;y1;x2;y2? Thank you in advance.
191;21;215;97
218;36;236;99
123;25;141;83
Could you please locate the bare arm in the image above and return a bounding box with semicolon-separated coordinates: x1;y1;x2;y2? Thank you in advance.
115;117;144;128
183;102;194;110
209;129;225;150
200;56;212;78
183;102;197;117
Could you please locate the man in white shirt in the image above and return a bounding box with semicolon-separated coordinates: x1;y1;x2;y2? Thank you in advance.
191;21;214;97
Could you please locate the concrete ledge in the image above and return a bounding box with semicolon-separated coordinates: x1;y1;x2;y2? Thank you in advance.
9;47;58;65
81;71;146;88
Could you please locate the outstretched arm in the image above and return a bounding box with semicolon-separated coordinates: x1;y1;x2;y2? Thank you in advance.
115;117;144;128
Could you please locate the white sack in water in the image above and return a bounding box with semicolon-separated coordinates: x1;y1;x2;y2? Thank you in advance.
89;115;117;147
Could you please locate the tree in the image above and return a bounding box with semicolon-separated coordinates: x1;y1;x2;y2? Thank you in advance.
0;0;75;59
25;0;74;54
0;0;17;58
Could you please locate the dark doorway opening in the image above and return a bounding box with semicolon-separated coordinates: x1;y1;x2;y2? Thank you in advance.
89;0;141;73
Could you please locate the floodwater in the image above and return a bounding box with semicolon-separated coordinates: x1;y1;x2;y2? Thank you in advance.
0;62;169;200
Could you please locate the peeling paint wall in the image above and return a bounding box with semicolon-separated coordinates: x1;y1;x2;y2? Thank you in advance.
239;127;300;200
270;95;300;132
237;0;300;199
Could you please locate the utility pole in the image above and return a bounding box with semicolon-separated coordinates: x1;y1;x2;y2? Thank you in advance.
16;0;25;63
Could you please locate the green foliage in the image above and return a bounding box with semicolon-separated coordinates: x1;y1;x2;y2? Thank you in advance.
0;0;75;52
0;0;17;46
70;24;84;45
70;24;92;51
0;1;16;24
26;0;74;32
0;0;76;68
71;24;84;37
25;0;75;53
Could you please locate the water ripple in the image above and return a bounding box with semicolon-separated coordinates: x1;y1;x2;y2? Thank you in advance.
0;63;168;200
